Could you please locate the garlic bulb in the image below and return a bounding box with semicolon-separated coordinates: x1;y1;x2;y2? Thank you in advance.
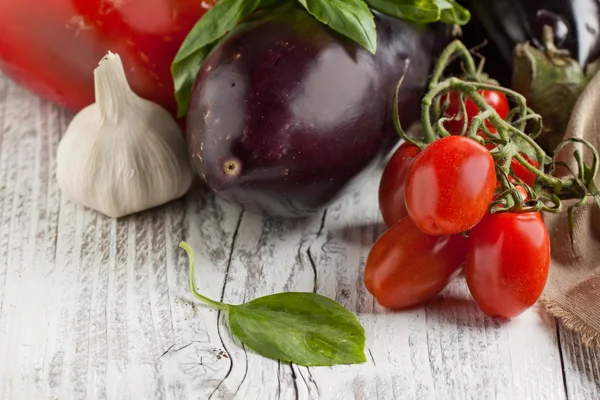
56;52;193;218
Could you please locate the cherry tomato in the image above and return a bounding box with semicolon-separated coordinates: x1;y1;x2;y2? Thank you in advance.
364;217;468;309
379;142;420;227
466;212;550;318
511;154;539;186
405;136;497;235
441;90;510;134
0;0;216;116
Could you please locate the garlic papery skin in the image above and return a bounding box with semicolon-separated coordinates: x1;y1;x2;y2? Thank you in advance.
56;51;193;218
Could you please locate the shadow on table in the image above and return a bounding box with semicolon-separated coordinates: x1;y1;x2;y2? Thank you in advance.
325;222;388;247
424;295;510;329
361;288;511;330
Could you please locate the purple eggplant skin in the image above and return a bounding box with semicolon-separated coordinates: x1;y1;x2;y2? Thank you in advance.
186;2;447;218
460;0;600;82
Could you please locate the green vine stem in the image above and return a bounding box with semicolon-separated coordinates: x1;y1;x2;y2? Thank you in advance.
429;40;478;88
395;39;600;219
393;77;426;149
420;79;452;143
513;152;562;187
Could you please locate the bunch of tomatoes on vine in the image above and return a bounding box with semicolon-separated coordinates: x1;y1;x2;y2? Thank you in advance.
365;40;600;318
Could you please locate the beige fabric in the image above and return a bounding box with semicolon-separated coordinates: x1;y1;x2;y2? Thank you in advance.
541;70;600;346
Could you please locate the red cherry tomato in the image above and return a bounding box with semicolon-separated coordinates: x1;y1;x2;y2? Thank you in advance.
466;212;550;318
405;136;497;235
441;90;510;134
379;142;420;227
364;217;468;309
0;0;216;116
511;154;539;186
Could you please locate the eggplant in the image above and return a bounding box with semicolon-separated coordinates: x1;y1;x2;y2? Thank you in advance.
461;0;600;82
186;2;447;218
461;0;600;152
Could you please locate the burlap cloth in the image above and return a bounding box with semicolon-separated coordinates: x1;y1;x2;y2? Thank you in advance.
541;70;600;346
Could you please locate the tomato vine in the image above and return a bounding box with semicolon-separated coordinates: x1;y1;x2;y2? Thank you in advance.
393;40;600;230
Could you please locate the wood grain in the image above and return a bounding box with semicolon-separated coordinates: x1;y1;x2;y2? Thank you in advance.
0;72;598;399
560;327;600;399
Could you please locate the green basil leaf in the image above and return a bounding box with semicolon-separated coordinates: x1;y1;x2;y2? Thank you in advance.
364;0;441;23
437;0;471;25
171;0;271;118
297;0;377;54
366;0;470;25
228;292;366;366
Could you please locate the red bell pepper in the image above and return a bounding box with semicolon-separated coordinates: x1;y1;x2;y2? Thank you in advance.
0;0;215;116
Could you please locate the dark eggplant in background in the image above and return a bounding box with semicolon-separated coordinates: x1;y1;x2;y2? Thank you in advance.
460;0;600;152
186;2;447;218
461;0;600;80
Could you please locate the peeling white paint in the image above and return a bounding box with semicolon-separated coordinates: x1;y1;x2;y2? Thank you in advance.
0;72;595;400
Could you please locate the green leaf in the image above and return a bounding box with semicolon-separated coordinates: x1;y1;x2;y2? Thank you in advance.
297;0;377;54
171;0;470;117
179;241;367;367
228;292;366;366
365;0;441;23
436;0;471;25
366;0;470;25
171;0;271;118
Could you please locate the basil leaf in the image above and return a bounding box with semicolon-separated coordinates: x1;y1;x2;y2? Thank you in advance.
180;241;366;366
171;0;470;117
365;0;441;23
297;0;377;54
366;0;470;25
437;0;471;25
171;0;272;118
228;292;366;366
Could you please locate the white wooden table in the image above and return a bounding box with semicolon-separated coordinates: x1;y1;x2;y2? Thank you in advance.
1;71;600;400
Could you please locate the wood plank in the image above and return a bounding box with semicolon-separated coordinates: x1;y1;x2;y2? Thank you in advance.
559;327;600;399
206;210;326;399
0;71;590;400
157;188;242;400
306;171;567;400
0;75;245;399
0;81;65;399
